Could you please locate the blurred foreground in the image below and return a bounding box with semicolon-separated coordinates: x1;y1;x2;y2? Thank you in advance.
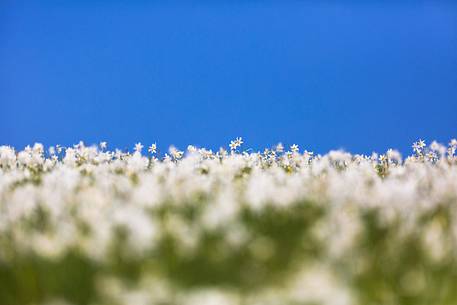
1;139;457;305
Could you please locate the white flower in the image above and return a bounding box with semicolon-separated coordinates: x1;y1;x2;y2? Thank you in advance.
412;139;426;153
48;146;56;155
169;146;183;159
276;143;284;153
290;144;299;153
134;142;144;153
187;145;197;153
304;150;313;156
148;143;157;154
0;146;16;169
229;137;243;151
0;138;456;305
33;143;44;154
449;139;457;147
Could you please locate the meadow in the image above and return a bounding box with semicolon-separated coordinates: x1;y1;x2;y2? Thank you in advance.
1;138;457;305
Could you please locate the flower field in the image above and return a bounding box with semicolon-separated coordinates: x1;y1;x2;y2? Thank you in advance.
1;139;457;305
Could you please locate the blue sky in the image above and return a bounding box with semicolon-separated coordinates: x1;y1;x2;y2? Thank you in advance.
1;1;456;154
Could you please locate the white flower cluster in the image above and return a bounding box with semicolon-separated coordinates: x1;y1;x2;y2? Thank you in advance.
0;139;457;305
